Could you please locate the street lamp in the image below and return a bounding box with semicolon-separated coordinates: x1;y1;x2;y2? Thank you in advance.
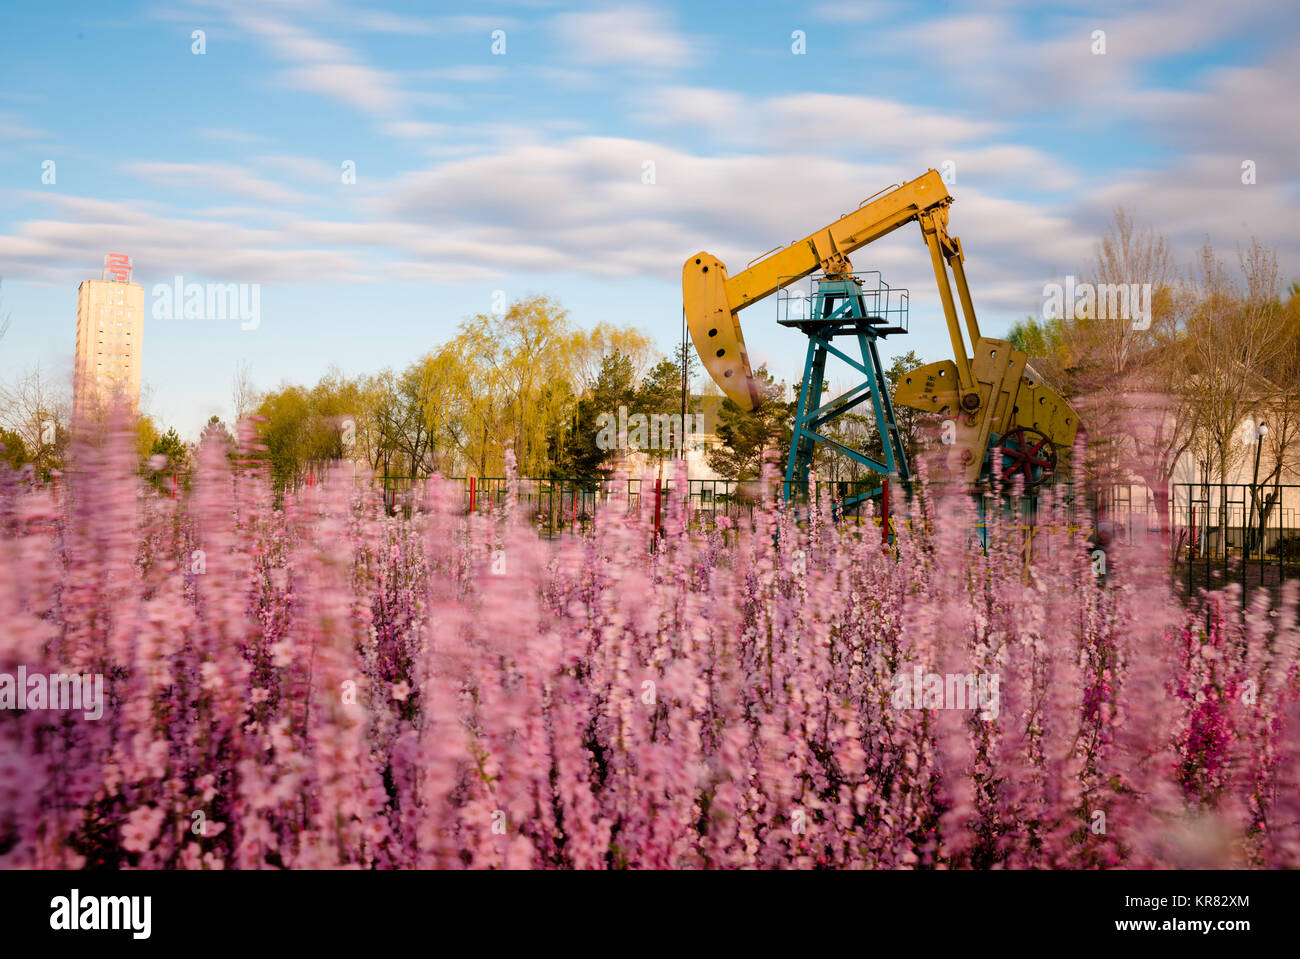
1248;422;1267;559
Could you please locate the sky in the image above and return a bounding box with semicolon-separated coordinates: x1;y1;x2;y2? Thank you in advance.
1;0;1297;440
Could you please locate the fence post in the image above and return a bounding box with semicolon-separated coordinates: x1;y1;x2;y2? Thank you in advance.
653;477;662;543
1242;490;1249;601
469;475;476;513
1279;490;1284;586
881;477;890;548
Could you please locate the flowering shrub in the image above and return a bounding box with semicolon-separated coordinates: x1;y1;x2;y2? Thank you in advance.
1;421;1298;869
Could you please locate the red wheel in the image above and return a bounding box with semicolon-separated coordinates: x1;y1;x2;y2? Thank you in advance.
996;427;1056;487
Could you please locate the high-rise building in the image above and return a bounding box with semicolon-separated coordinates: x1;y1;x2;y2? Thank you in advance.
74;254;143;416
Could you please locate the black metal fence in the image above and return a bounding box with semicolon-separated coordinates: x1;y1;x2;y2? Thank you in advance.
1173;482;1300;598
365;474;1103;538
371;475;782;534
31;469;1300;597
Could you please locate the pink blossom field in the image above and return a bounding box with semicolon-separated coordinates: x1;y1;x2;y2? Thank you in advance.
2;424;1298;870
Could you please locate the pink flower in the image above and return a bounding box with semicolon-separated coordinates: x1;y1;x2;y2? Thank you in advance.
121;806;166;853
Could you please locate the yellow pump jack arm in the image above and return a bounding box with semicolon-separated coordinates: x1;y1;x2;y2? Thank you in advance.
681;168;1081;484
683;169;979;410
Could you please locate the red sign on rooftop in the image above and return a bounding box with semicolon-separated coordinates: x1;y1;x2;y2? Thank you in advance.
102;253;132;283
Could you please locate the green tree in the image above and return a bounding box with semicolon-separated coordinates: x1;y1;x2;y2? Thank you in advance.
255;385;317;487
705;366;793;480
817;351;927;483
0;427;28;469
553;351;636;476
136;414;161;464
450;295;575;476
199;416;237;462
149;427;189;470
1006;315;1064;359
633;352;700;463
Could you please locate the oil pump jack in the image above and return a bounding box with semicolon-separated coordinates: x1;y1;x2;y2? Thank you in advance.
682;169;1080;512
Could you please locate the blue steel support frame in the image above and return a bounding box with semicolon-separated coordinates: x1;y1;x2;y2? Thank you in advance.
782;277;911;513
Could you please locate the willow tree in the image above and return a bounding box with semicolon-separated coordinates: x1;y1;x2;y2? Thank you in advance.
440;296;574;476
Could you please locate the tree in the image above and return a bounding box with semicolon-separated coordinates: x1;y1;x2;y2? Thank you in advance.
552;351;637;476
232;361;255;425
0;428;28;470
1183;239;1287;544
394;356;450;476
254;384;322;487
671;340;700;403
633;353;699;463
883;351;929;459
148;428;190;490
1074;211;1179;508
241;298;664;482
1006;315;1071;389
705;366;793;480
569;323;655;394
0;363;68;475
449;296;575;476
136;414;162;464
813;351;926;485
1011;211;1192;537
199;416;236;461
1258;284;1300;490
353;370;401;478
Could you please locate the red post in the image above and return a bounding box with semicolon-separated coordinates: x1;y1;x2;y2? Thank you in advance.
881;478;891;547
469;476;476;513
172;471;178;499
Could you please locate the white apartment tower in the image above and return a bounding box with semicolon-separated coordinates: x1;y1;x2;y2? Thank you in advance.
74;254;143;416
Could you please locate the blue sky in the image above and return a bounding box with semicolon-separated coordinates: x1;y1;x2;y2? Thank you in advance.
2;0;1297;439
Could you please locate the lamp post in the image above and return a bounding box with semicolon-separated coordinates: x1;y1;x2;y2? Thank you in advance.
1248;422;1267;560
681;307;688;463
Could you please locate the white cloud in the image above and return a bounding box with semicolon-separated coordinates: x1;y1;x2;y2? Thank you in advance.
432;15;517;34
0;194;367;286
256;155;344;185
0;113;49;140
383;121;450;140
812;2;897;23
7;96;1294;307
553;5;691;68
875;0;1294;113
917;145;1079;192
196;127;264;144
125;162;307;205
1127;40;1300;174
279;62;403;115
230;9;405;117
410;65;506;83
355;11;437;35
640;87;997;151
